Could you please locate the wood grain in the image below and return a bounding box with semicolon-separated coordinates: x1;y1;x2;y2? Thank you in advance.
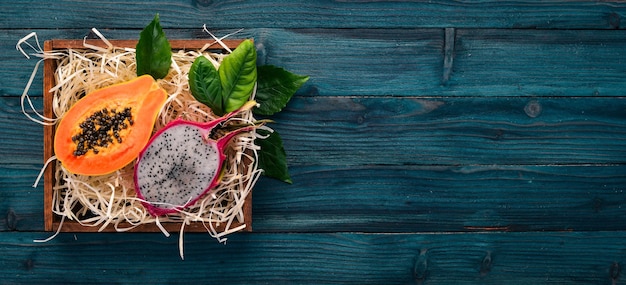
4;28;443;97
252;164;626;232
0;0;624;29
5;28;626;97
271;96;626;166
42;40;54;233
2;2;626;283
4;163;626;233
0;231;624;284
48;39;245;50
448;29;626;96
0;96;43;166
0;167;44;231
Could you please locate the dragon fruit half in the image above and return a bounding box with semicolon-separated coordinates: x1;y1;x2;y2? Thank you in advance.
134;101;256;216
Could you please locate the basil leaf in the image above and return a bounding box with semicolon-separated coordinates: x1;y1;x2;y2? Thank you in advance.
219;39;257;113
257;129;292;184
255;65;309;116
136;14;172;79
189;56;223;115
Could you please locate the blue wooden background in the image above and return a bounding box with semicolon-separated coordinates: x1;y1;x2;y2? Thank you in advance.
1;1;626;284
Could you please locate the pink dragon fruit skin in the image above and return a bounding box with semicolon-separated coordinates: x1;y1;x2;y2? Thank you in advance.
134;104;255;217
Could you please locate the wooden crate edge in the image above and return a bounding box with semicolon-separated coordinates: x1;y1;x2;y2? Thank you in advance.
43;38;253;233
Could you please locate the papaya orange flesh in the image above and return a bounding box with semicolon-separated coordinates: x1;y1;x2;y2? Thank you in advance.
54;75;168;176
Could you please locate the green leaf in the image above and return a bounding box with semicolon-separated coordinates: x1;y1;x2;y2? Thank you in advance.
255;65;309;116
136;14;172;79
219;39;257;114
189;56;223;114
257;129;292;184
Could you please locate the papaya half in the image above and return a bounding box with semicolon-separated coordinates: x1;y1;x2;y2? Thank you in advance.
54;75;168;176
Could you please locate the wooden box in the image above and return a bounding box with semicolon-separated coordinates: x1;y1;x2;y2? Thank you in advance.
43;39;252;233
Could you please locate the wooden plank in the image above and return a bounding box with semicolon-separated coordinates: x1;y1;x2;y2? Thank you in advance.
0;1;625;29
0;96;43;166
252;164;626;232
0;231;624;284
47;39;245;50
272;96;626;166
6;28;626;97
42;41;54;233
0;167;43;231
0;93;45;231
448;29;626;96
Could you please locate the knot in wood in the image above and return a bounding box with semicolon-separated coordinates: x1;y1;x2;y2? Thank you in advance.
6;208;17;231
524;100;542;118
194;0;212;7
413;249;428;283
609;12;621;29
480;252;492;276
610;262;621;281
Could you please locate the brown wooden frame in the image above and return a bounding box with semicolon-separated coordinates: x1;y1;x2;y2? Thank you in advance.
43;39;252;233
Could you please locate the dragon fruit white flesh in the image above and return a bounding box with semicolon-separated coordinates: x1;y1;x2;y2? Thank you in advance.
134;102;256;216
